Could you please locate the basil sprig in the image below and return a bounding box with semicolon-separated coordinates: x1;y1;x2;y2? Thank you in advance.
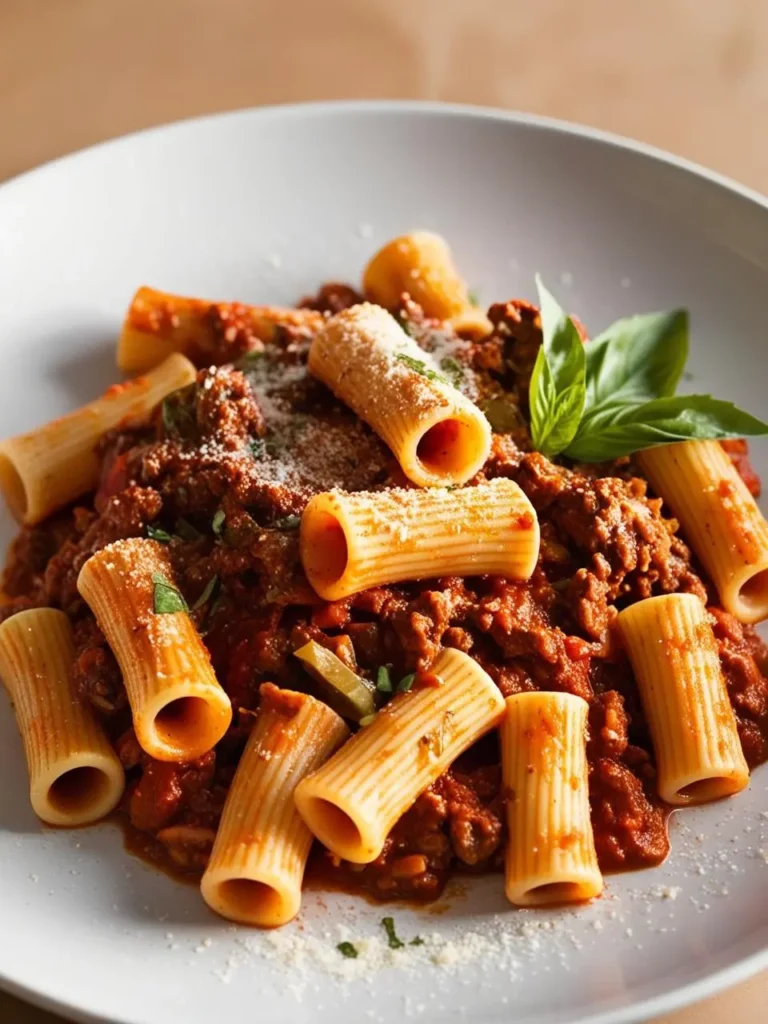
528;280;768;461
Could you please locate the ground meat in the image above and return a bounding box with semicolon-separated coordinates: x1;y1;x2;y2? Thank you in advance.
710;607;768;764
129;752;216;832
590;757;669;871
721;439;761;497
299;282;363;314
43;485;162;610
588;690;630;761
434;767;503;866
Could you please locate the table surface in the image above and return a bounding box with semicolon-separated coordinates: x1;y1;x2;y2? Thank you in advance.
0;0;766;1021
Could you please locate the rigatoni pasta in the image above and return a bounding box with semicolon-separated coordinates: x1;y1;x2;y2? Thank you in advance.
363;231;492;337
294;648;505;863
308;303;491;487
300;478;539;601
201;685;348;926
77;538;232;762
618;593;749;805
0;609;124;826
118;285;324;373
0;353;196;524
637;440;768;624
501;691;602;906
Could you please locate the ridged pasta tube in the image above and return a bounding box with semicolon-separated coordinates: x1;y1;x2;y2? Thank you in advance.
201;685;348;926
0;353;196;524
308;303;491;487
618;593;749;805
294;648;505;863
501;691;602;906
77;538;232;762
300;478;539;601
118;286;324;372
0;609;124;826
637;440;768;624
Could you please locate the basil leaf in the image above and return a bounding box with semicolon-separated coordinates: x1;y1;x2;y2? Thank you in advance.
528;277;586;456
191;574;219;611
565;394;768;462
583;310;688;414
152;573;189;614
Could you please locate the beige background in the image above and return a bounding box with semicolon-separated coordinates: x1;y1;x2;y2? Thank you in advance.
0;0;766;1020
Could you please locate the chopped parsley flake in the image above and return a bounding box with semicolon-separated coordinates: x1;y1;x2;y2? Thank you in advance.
376;665;393;693
191;574;218;611
381;917;405;950
146;524;173;544
337;941;358;959
249;437;267;459
410;937;425;946
211;509;226;535
152;573;188;615
396;673;416;693
468;288;480;307
439;356;464;387
395;353;450;386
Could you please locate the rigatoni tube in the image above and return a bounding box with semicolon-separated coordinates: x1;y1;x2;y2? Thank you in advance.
308;303;491;487
118;286;324;373
637;440;768;623
502;691;602;906
201;685;349;926
0;353;196;524
300;478;539;601
294;648;505;863
0;609;124;826
362;231;492;336
618;593;748;805
77;538;232;762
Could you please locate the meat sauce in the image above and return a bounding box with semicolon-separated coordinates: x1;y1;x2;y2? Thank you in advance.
3;290;767;901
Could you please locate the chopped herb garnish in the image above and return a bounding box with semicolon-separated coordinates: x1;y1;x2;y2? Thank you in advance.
395;353;450;387
359;714;377;727
161;384;196;440
152;573;189;614
249;437;267;459
439;356;464;387
397;673;416;693
191;574;218;611
467;288;480;307
211;509;226;536
175;518;203;542
337;942;358;959
146;524;173;544
410;937;425;946
376;665;393;693
272;514;301;530
381;917;404;950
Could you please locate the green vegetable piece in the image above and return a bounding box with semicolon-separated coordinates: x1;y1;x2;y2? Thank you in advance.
191;575;218;611
294;640;375;722
381;917;405;950
396;673;416;693
376;665;393;693
395;352;450;387
211;509;226;536
152;573;188;615
146;524;173;543
337;942;358;959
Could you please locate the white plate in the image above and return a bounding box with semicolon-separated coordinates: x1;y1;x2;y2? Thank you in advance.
0;101;767;1024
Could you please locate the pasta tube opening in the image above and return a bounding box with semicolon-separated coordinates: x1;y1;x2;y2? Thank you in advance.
736;568;768;621
46;762;117;821
677;776;746;802
0;451;28;522
294;796;364;861
520;881;598;906
206;877;296;928
299;510;349;589
415;417;481;477
152;695;224;758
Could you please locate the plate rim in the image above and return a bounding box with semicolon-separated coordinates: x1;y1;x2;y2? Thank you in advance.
0;98;766;1024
